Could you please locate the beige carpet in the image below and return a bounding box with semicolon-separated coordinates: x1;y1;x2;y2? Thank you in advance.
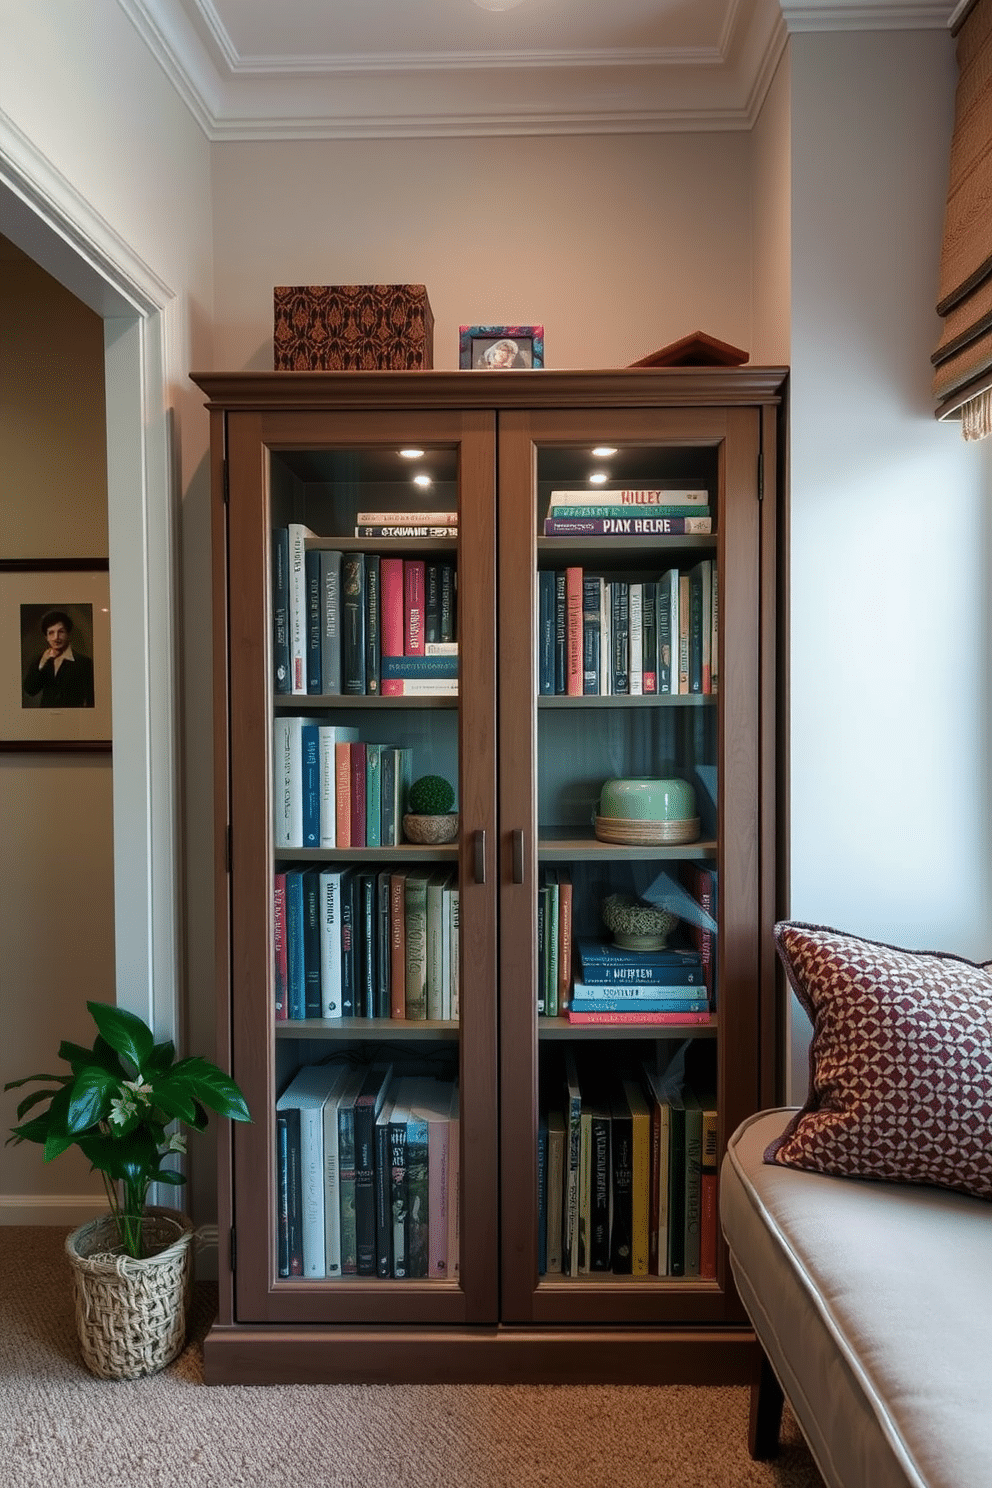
0;1226;825;1488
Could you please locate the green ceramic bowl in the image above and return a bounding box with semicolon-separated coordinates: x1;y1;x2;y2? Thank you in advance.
599;776;696;823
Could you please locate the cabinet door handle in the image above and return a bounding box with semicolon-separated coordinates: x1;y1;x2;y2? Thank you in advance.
512;829;525;886
474;829;486;885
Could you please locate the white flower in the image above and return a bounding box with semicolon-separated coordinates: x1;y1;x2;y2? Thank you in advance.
165;1132;187;1156
108;1095;137;1127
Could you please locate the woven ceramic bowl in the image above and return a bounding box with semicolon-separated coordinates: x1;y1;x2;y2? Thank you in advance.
403;812;459;845
601;893;680;951
599;776;696;823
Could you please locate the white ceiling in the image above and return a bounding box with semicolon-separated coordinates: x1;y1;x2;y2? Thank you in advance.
122;0;958;139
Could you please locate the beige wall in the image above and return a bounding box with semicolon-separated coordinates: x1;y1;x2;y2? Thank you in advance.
210;132;754;372
0;241;114;1218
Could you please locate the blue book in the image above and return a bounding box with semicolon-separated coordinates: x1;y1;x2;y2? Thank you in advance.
568;989;709;1013
538;569;555;695
272;527;291;694
284;868;306;1019
306;549;322;694
365;742;383;849
301;722;321;848
576;939;704;985
554;571;567;694
302;867;322;1019
380;653;458;680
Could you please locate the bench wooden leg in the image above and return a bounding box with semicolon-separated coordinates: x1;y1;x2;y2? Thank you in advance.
748;1347;784;1460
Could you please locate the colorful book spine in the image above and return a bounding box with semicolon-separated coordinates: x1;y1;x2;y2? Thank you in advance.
380;556;405;657
356;510;458;525
284;867;305;1020
301;722;320;848
318;549;343;695
404;560;425;656
581;574;601;695
341;552;366;695
334;741;352;849
566;993;709;1013
548;488;708;509
305;548;322;695
288;522;308;695
544;516;712;536
355;525;458;538
273;872;287;1021
548;504;712;520
272;527;290;694
318;867;344;1018
349;742;367;849
565;566;583;697
565;1009;712;1025
439;563;456;642
364;553;380;695
301;867;321;1019
380;653;458;680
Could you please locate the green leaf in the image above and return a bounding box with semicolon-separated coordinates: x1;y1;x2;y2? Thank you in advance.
147;1080;197;1125
143;1039;176;1077
44;1130;77;1162
6;1113;51;1146
66;1067;118;1135
87;1002;155;1073
151;1168;186;1186
169;1058;251;1122
4;1072;68;1092
14;1087;60;1122
58;1038;122;1078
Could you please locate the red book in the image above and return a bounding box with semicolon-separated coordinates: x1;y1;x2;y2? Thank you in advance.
273;871;288;1021
556;869;573;1012
381;557;405;657
335;742;352;848
350;742;367;847
565;566;583;697
565;1009;712;1026
404;560;425;656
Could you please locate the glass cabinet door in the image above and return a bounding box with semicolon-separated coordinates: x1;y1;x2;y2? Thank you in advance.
498;404;763;1325
224;406;498;1326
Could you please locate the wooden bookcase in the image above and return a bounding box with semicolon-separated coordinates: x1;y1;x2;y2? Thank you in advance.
192;367;787;1385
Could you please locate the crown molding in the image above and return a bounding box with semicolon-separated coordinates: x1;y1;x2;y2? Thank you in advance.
781;1;955;29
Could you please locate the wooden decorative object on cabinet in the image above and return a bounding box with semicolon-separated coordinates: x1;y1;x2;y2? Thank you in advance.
192;366;788;1385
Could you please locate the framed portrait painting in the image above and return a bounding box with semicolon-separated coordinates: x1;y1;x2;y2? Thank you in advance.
0;560;112;749
459;325;544;370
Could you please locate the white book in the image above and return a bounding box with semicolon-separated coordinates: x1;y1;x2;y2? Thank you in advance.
441;884;453;1021
548;488;708;509
381;677;459;696
318;867;347;1018
318;725;359;849
273;715;306;848
276;1063;350;1279
628;582;643;696
426;869;452;1021
599;579;611;697
287;522;310;696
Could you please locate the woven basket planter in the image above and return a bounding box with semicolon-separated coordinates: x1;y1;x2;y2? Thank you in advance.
65;1206;194;1380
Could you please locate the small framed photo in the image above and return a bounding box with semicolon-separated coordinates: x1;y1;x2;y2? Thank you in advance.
0;561;112;750
459;325;544;370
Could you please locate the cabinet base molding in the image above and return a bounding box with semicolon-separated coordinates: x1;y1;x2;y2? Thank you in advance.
203;1324;756;1386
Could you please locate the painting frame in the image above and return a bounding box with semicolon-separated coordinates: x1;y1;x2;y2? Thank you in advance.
459;324;544;370
0;559;112;751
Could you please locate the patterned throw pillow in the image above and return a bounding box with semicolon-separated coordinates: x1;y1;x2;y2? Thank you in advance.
765;921;992;1199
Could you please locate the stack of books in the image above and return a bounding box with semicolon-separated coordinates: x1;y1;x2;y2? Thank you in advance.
273;721;416;850
276;1063;459;1282
274;864;459;1022
565;939;710;1025
273;524;458;697
537;559;717;697
543;488;711;537
538;1053;717;1280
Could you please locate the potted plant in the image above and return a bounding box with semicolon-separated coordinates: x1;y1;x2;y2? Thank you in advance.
403;772;458;844
5;999;250;1379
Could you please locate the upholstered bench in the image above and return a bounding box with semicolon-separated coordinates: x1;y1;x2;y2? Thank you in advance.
720;922;992;1488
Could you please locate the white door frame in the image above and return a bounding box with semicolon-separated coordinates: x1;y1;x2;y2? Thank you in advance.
0;114;181;1046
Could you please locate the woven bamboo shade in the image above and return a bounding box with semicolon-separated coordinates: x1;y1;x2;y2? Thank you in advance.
933;0;992;435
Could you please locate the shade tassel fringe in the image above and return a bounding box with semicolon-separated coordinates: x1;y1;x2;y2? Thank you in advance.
961;388;992;440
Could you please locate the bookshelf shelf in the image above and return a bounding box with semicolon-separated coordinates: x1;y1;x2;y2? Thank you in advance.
194;366;785;1385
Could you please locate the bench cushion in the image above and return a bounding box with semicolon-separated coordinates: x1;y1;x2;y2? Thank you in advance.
722;1107;992;1488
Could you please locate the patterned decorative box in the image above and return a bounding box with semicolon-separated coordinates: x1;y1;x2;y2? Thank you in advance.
273;284;434;370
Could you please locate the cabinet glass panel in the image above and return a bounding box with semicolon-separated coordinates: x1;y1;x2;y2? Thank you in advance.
534;435;719;1286
268;442;462;1287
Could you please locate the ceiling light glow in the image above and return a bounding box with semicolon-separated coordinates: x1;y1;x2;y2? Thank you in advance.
592;446;618;457
413;473;433;487
399;448;425;459
588;472;609;485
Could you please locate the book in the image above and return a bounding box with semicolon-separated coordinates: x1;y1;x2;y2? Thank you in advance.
548;488;708;509
587;1089;612;1272
326;1069;368;1275
336;1070;363;1275
448;886;460;1019
356;510;458;524
283;867;306;1020
349;741;367;849
683;1090;704;1278
380;556;405;657
364;553;380;695
642;579;658;694
553;570;567;694
566;991;709;1013
275;1105;302;1276
609;1082;634;1275
548;504;713;521
447;1083;460;1280
338;868;357;1017
317;868;345;1019
389;871;407;1019
273;871;287;1022
365;742;383;849
688;560;704;695
404;559;425;656
334;740;352;848
382;746;411;847
380;653;458;680
272;526;290;694
667;1088;687;1277
545;1107;565;1274
403;870;431;1019
355;868;377;1018
622;1075;652;1277
374;1088;396;1278
556;869;573;1013
273;714;307;849
611;580;629;694
380;676;458;697
317;725;359;849
581;574;601;695
699;1098;719;1281
353;1062;394;1276
575;941;705;985
629;581;643;696
562;1049;582;1278
301;721;321;849
439;563;456;642
388;1081;412;1278
640;1064;672;1276
301;866;322;1019
375;868;392;1019
341;552;366;695
355;524;459;539
276;1063;350;1279
566;1009;712;1025
425;562;440;643
305;547;322;694
409;1076;454;1278
544;871;559;1020
403;1087;430;1278
565;566;583;697
426;868;453;1020
537;1104;548;1276
538;568;555;696
657;568;678;694
287;522;309;695
678;572;691;694
318;549;343;695
544;516;712;536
